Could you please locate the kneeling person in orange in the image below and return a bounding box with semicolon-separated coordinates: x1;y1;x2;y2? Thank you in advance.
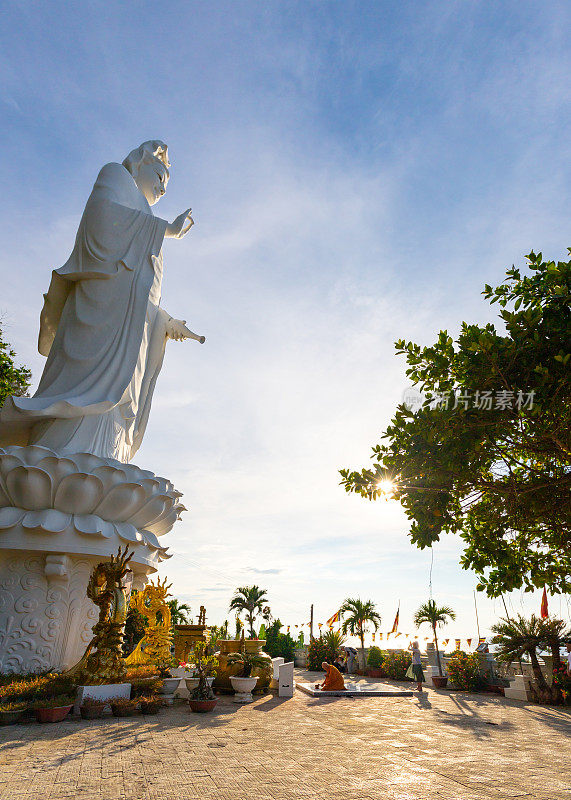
315;661;346;691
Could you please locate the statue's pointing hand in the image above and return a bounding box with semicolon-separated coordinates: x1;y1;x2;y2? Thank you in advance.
166;317;205;344
166;208;194;239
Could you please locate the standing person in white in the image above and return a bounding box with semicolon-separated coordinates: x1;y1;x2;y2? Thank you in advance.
410;640;425;693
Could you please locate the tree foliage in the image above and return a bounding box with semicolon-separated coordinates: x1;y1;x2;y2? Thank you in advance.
413;599;456;677
491;613;570;703
340;251;571;597
340;597;381;669
228;585;269;638
167;599;191;626
0;324;31;407
264;619;297;662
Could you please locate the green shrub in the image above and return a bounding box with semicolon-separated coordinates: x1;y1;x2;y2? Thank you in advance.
0;673;77;703
383;650;412;680
367;646;384;668
265;620;297;662
446;651;481;691
32;694;75;709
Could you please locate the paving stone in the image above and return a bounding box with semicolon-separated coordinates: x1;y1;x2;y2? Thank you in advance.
0;670;569;799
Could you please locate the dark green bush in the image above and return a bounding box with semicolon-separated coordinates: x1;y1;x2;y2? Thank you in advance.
367;646;384;668
264;620;296;662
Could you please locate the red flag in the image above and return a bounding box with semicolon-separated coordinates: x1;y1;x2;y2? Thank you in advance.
540;587;548;619
389;606;399;634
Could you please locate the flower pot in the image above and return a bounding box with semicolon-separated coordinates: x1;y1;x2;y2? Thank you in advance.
230;676;258;703
35;705;72;723
431;675;448;689
185;677;215;692
214;640;271;694
368;668;384;678
140;699;162;715
189;698;218;713
111;704;138;717
80;705;105;720
158;677;181;695
0;709;24;725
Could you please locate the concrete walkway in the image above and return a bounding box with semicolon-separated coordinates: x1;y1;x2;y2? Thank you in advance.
0;670;569;800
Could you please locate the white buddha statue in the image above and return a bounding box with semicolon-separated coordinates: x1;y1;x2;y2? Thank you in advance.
0;140;204;463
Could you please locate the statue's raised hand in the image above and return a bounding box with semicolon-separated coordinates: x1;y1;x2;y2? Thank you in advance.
166;208;194;239
166;317;205;344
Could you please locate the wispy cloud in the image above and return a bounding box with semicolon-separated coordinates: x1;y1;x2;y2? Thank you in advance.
1;0;569;640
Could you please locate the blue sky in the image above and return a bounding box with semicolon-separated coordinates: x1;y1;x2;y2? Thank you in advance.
1;1;570;643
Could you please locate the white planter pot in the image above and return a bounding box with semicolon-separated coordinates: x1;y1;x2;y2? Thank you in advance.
185;677;215;692
159;677;181;695
230;676;258;703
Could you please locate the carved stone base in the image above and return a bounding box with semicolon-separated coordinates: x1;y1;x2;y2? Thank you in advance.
0;445;184;674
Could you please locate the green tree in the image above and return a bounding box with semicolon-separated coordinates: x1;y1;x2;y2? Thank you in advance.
167;599;191;625
0;324;31;407
340;251;571;598
491;614;551;702
340;597;381;670
264;619;297;662
229;585;269;638
413;599;455;678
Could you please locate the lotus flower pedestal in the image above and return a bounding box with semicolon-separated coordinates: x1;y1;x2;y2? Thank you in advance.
0;445;184;674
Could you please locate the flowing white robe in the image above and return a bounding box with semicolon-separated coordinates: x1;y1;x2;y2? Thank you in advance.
0;163;171;462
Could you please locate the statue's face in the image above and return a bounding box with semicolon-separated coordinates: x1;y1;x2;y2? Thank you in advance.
135;159;169;205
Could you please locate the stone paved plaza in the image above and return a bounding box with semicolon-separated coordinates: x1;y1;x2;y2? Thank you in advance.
0;671;569;800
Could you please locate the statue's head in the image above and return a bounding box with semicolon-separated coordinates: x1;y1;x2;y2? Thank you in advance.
123;140;170;206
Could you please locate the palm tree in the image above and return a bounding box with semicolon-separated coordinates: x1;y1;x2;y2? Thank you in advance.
322;629;346;663
229;586;269;638
492;614;553;703
167;599;192;625
413;599;456;677
340;597;381;670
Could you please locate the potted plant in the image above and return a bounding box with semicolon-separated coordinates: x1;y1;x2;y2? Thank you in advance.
33;694;75;723
0;702;26;725
110;697;140;717
366;646;385;678
79;697;107;720
188;642;219;713
414;599;456;689
185;642;218;694
156;657;181;695
226;648;272;703
139;695;163;715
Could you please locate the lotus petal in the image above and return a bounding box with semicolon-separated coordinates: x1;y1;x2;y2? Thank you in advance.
95;482;147;522
140;478;162;496
147;508;179;536
68;452;104;473
0;453;25;480
19;445;57;466
0;506;25;528
54;473;104;514
36;457;78;502
6;466;52;510
127;494;174;529
0;482;11;506
22;509;71;534
92;465;128;494
114;522;143;543
120;463;154;483
74;514;113;538
141;530;162;550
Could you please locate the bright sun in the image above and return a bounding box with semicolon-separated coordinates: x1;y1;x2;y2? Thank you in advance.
377;479;395;496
